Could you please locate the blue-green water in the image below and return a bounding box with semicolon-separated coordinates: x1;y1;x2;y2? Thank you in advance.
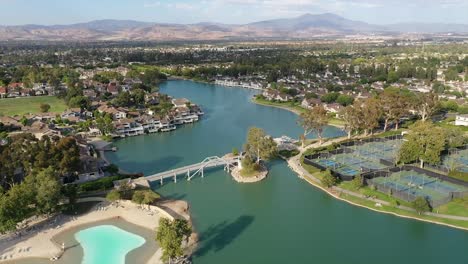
107;80;468;264
75;225;145;264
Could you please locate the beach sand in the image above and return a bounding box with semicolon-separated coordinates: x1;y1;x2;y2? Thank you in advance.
0;199;174;264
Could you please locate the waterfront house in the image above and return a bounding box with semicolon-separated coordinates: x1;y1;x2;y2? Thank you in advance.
455;114;468;126
324;103;344;113
262;89;293;102
114;118;145;137
98;104;128;120
172;98;190;107
301;98;322;109
145;93;160;105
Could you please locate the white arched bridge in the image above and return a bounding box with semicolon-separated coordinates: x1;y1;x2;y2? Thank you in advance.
144;155;240;185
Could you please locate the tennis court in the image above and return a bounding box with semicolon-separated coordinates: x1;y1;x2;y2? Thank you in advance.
309;138;402;179
332;153;387;170
371;170;468;205
348;139;402;163
442;148;468;173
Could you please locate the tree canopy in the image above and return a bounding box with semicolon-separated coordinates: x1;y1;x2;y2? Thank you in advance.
244;127;276;164
298;105;328;146
398;121;446;168
156;218;192;263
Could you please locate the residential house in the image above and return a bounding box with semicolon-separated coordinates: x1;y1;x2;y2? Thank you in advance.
0;86;7;98
98;104;128;120
324;103;344;114
455;114;468;126
172;98;190;107
83;89;97;99
262;89;293;102
301;98;322;109
145;93;160;105
107;82;119;96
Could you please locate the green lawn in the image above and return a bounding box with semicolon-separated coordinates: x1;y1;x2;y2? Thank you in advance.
437;118;468;132
253;97;306;114
0;96;68;116
338;192;468;229
436;198;468;217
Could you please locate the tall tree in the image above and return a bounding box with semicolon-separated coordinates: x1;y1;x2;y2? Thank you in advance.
339;105;360;139
379;88;409;131
398;121;446;168
156;218;192;263
298;105;328;146
355;98;381;136
412;92;439;122
33;167;62;214
244;127;276;164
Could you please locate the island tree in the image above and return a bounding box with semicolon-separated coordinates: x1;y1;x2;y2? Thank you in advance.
156;218;192;263
298;105;328;146
244;127;276;164
398;121;446;168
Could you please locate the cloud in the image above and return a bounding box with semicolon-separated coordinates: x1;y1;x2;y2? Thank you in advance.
143;1;161;8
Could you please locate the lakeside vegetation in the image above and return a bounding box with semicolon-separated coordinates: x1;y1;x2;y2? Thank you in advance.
301;165;468;228
252;96;346;127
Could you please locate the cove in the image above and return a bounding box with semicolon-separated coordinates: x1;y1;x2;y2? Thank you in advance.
107;80;468;264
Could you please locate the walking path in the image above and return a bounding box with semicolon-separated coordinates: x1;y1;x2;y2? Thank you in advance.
287;137;468;229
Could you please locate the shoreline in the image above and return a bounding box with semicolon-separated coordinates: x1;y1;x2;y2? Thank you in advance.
250;97;345;128
286;139;468;232
231;164;268;183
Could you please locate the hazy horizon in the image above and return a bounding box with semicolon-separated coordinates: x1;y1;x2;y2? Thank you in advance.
0;0;467;26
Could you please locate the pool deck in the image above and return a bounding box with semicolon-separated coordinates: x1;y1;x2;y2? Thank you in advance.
0;199;174;264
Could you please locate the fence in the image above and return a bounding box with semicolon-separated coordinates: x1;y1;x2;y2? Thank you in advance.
367;166;468;207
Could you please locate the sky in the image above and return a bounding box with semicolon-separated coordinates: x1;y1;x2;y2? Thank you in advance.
0;0;467;25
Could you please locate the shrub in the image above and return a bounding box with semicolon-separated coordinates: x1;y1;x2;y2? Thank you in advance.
350;175;363;190
78;175;127;193
104;164;119;174
391;199;400;207
321;169;338;188
412;197;431;215
232;147;239;156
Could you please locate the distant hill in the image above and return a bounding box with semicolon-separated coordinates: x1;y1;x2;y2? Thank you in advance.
249;13;383;32
0;13;467;41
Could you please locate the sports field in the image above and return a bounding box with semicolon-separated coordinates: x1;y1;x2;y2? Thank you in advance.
371;170;468;205
442;149;468;173
311;138;402;177
0;96;67;116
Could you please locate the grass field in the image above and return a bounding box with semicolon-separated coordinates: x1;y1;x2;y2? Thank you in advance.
0;96;68;116
436;198;468;217
252;97;346;127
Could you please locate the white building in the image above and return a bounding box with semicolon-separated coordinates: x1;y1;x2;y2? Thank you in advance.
455;115;468;126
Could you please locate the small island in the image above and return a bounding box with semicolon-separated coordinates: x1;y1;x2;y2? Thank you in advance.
231;127;276;183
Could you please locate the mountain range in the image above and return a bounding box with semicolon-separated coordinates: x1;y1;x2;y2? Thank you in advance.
0;13;467;42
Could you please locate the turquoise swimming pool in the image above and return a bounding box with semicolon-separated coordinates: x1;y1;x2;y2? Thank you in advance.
75;225;146;264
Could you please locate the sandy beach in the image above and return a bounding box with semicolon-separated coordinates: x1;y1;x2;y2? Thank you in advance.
0;199;174;264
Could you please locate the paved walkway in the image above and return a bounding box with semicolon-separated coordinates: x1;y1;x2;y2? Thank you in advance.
287;137;468;222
